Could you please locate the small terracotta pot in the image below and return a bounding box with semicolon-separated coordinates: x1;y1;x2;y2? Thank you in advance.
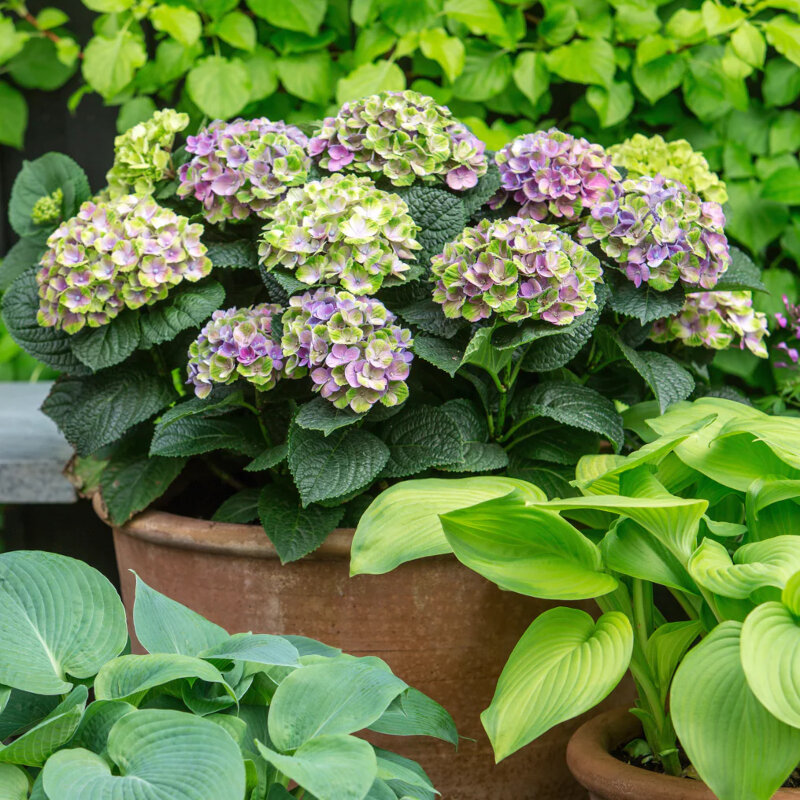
98;495;631;800
566;707;800;800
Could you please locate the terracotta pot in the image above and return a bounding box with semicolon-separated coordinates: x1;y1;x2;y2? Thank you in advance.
567;707;800;800
99;495;631;800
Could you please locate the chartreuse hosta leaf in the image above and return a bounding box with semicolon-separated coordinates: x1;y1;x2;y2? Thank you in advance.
746;478;800;541
482;608;633;762
0;551;127;694
689;536;800;598
440;491;618;600
268;660;407;751
646;621;703;704
0;686;87;766
672;622;800;800
0;764;28;800
350;477;546;576
256;735;377;800
740;572;800;728
717;416;800;472
43;709;245;800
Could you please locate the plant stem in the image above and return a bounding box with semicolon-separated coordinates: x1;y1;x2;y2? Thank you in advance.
203;458;247;492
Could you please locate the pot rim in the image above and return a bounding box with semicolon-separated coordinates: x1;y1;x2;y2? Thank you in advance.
566;706;800;799
92;492;355;560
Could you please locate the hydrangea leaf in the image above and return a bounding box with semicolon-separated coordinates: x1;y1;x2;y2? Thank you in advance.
70;311;142;372
211;488;261;523
438;398;508;473
712;246;767;293
150;412;264;458
294;397;365;437
411;335;467;377
607;275;686;324
245;443;289;472
138;281;225;347
0;237;45;291
186;55;251;118
396;299;467;339
205;240;260;269
520;300;603;371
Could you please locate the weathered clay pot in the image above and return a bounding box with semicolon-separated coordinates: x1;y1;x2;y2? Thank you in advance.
567;707;800;800
100;496;631;800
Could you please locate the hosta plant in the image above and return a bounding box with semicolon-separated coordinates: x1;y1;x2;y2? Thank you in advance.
0;550;452;800
0;99;771;564
351;397;800;800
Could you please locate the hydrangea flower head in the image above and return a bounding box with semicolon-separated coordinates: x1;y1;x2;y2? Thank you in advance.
578;174;731;291
608;134;727;204
491;129;621;221
651;291;768;357
36;194;211;334
309;90;488;190
31;189;64;225
106;109;189;197
187;304;284;399
431;216;602;324
178;118;310;224
281;288;413;413
259;174;421;294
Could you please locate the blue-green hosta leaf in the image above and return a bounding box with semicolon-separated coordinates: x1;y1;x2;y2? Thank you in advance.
256;735;377;800
368;688;457;745
0;551;127;694
0;686;87;766
43;709;246;800
0;764;28;800
646;621;704;704
199;633;300;667
441;492;618;600
672;622;800;800
268;660;407;751
0;690;59;740
133;574;229;656
482;608;633;762
94;654;235;704
374;748;436;794
350;477;546;576
69;700;137;756
689;536;800;598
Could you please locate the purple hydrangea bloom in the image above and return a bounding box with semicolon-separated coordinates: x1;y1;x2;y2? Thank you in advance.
36;195;211;334
431;217;603;325
187;304;285;398
772;294;800;368
578;174;731;291
491;129;621;221
309;90;487;189
177;118;310;224
281;287;413;413
651;291;768;357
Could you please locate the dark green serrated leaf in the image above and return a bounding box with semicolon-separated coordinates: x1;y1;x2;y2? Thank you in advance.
616;340;694;414
461;160;502;218
263;268;308;297
287;424;389;506
139;281;225;347
516;427;599;466
520;302;602;372
212;488;262;523
156;387;244;425
0;237;45;291
506;456;578;499
245;443;288;472
412;335;466;377
1;271;89;374
42;361;176;456
100;451;187;525
70;311;141;371
294;397;365;436
396;300;466;339
380;405;464;478
258;484;345;563
150;412;264;458
437;398;509;473
711;246;767;293
512;381;625;453
492;318;577;351
205;239;259;269
607;277;685;324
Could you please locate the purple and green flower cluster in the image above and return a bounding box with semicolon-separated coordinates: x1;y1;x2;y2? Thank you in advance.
36;195;211;334
281;288;413;413
178;118;310;224
773;295;800;368
187;304;285;399
651;291;768;357
431;217;602;325
578;174;731;291
309;90;487;190
259;174;421;294
491;129;620;221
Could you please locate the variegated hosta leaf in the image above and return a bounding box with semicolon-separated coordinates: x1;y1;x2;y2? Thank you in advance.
441;491;618;600
672;622;800;800
689;537;800;599
741;574;800;728
481;608;633;762
350;476;546;575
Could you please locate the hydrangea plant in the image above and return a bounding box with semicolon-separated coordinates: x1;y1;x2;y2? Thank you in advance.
259;174;421;293
309;90;488;190
491;129;621;220
775;294;800;368
608;134;728;204
578;174;731;291
178;118;310;224
106;109;189;198
30;188;63;225
431;217;602;324
651;290;768;357
36;194;210;333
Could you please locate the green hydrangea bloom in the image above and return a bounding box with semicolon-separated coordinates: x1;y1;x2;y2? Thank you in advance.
607;134;728;203
259;174;421;294
106;108;190;198
31;189;64;225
